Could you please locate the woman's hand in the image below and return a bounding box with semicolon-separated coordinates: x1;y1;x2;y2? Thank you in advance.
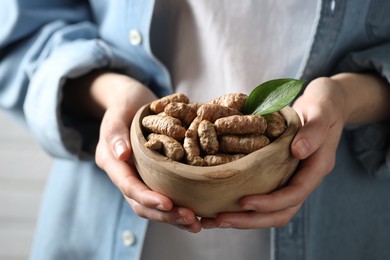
201;77;345;228
65;71;202;233
201;73;390;229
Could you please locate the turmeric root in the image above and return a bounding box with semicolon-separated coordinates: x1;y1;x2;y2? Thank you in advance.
164;102;197;127
208;93;248;111
219;134;270;154
183;117;204;166
203;154;245;166
144;138;163;151
142;92;287;166
188;102;204;112
197;104;241;123
214;115;267;135
198;120;219;155
264;112;287;139
150;93;189;113
146;133;184;161
142;115;186;140
183;138;204;166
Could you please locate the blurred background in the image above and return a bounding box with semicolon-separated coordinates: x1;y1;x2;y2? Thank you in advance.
0;112;51;260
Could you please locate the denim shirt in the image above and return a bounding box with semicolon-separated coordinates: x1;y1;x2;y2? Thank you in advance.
1;0;390;259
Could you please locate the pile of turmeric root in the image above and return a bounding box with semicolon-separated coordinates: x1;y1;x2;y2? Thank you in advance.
141;93;287;166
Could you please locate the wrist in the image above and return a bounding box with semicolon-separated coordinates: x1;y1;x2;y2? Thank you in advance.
63;70;157;119
303;76;348;126
330;72;390;125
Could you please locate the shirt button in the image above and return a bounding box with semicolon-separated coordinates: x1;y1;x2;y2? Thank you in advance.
330;0;336;12
129;29;142;46
122;230;136;246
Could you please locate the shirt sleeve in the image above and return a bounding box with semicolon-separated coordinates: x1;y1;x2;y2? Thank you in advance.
339;42;390;83
338;42;390;178
0;1;121;160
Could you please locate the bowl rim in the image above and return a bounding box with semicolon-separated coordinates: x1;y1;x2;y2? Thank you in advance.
131;104;300;181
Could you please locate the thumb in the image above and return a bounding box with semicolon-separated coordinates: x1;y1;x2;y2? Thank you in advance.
291;111;331;160
113;136;131;161
102;108;133;161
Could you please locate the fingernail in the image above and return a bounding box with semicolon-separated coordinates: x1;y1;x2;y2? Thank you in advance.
202;222;217;229
185;227;198;233
177;225;190;231
219;223;232;228
156;204;167;211
176;217;188;225
114;140;127;159
242;203;256;211
177;225;196;233
295;138;310;158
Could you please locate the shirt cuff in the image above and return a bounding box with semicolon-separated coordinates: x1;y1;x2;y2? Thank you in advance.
339;42;390;178
338;42;390;83
24;39;112;160
346;123;390;179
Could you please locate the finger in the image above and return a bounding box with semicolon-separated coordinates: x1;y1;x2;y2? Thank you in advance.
99;153;174;211
291;103;335;160
241;129;340;213
128;198;201;232
175;223;203;233
291;83;345;160
239;163;321;213
204;204;302;229
200;217;218;229
102;108;133;161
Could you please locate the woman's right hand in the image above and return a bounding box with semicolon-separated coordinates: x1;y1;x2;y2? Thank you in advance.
65;71;202;232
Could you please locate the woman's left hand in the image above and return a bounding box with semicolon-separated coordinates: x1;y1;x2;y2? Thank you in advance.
202;73;390;229
201;76;348;229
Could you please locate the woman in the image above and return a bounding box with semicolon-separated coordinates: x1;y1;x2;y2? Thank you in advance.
1;1;390;259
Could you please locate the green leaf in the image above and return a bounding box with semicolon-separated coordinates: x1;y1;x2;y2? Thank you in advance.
243;78;305;115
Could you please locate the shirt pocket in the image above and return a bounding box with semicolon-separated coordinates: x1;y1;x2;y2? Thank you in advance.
366;0;390;41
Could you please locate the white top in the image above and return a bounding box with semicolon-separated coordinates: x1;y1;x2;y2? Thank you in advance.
142;1;318;259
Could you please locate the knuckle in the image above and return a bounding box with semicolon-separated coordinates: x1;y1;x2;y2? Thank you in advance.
292;193;305;207
95;155;102;168
326;155;336;173
128;199;148;219
317;118;331;137
105;121;122;140
95;143;109;169
287;186;306;207
95;151;104;168
320;154;336;175
118;180;132;199
274;214;293;228
132;203;147;218
274;218;290;228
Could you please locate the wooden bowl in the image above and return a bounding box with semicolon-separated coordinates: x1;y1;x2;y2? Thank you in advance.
130;104;300;217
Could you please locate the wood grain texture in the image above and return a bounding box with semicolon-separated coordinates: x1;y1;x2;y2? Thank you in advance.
131;104;300;217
